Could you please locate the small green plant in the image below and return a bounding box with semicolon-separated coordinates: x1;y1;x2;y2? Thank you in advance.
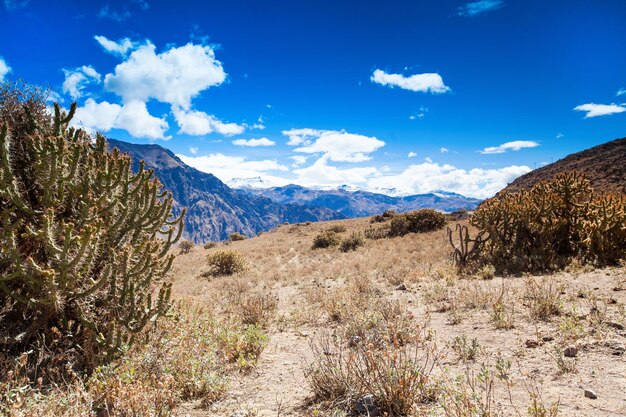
339;232;365;252
206;250;247;276
218;324;268;369
229;232;247;241
312;231;341;249
451;335;481;362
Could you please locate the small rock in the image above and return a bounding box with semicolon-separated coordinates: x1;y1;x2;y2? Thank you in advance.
542;336;554;342
564;346;578;357
349;335;362;347
395;283;407;291
355;394;380;416
584;389;597;399
525;339;539;348
605;321;625;331
612;347;625;356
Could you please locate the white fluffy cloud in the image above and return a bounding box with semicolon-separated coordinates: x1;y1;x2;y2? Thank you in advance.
172;107;244;136
574;103;626;118
94;35;137;57
480;140;539;154
293;156;379;188
104;42;226;108
290;155;308;167
72;98;169;139
232;137;275;147
371;69;450;94
0;57;11;82
177;153;288;185
368;162;531;199
62;66;101;99
408;152;417;158
286;129;385;162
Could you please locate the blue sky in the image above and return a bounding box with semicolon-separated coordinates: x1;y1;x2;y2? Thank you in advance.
1;0;625;198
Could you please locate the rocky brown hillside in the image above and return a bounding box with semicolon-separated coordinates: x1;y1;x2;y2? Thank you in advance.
501;137;626;194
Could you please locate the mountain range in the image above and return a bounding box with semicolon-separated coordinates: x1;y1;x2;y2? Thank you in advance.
108;139;343;242
237;184;482;218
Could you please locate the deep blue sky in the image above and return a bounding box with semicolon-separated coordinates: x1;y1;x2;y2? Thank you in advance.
1;0;625;197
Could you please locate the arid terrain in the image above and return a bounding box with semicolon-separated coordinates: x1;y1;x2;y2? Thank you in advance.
169;216;626;417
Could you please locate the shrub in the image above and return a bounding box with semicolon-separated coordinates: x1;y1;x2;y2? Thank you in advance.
364;226;389;240
327;224;347;233
449;172;626;274
203;241;218;249
206;250;247;276
179;240;194;254
229;232;247;241
0;83;184;379
388;209;447;237
339;232;365;252
370;214;386;223
312;231;341;249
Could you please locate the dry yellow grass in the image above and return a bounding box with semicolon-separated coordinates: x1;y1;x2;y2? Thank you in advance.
6;216;626;416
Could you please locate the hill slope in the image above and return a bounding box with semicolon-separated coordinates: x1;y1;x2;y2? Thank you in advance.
238;184;481;217
108;139;344;242
501;137;626;194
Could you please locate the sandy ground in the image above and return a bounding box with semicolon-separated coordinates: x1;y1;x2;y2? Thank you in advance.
170;218;626;416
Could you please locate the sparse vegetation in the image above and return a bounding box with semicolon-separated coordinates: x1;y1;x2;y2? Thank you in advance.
206;250;247;276
179;239;195;254
388;209;447;237
339;232;365;252
311;230;342;249
203;241;218;249
229;232;247;241
327;224;347;233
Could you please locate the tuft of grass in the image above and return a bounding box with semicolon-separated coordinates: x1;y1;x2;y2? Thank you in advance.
229;232;247;241
524;278;564;321
327;224;347;233
178;240;194;254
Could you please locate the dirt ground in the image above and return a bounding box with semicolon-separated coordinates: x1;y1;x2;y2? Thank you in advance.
170;217;626;416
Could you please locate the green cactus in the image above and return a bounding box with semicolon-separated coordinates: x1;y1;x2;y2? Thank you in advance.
0;83;185;374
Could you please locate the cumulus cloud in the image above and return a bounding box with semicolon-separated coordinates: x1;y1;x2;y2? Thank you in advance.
62;66;101;99
290;155;308;167
458;0;504;17
368;162;530;199
371;69;450;94
286;129;385;162
574;103;626;118
172;107;244;136
480;140;539;154
177;153;288;185
0;57;11;82
232;137;275;147
94;35;138;57
293;156;379;188
408;152;417;158
72;98;169;139
104;42;226;108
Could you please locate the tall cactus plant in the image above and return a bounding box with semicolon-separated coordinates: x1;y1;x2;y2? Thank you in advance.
0;82;185;373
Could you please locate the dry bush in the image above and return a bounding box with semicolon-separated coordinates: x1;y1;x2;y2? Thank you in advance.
438;365;502;417
305;333;437;415
364;225;389;240
179;240;194;254
2;305;233;416
229;232;247;241
217;324;268;370
327;224;347;233
388;209;447;237
523;277;564;321
203;241;218;249
206;250;247;276
311;231;341;249
450;172;626;274
339;232;365;252
226;291;278;328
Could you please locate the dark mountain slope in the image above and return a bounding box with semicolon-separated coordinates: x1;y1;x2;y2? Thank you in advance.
108;139;344;242
501;137;626;194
